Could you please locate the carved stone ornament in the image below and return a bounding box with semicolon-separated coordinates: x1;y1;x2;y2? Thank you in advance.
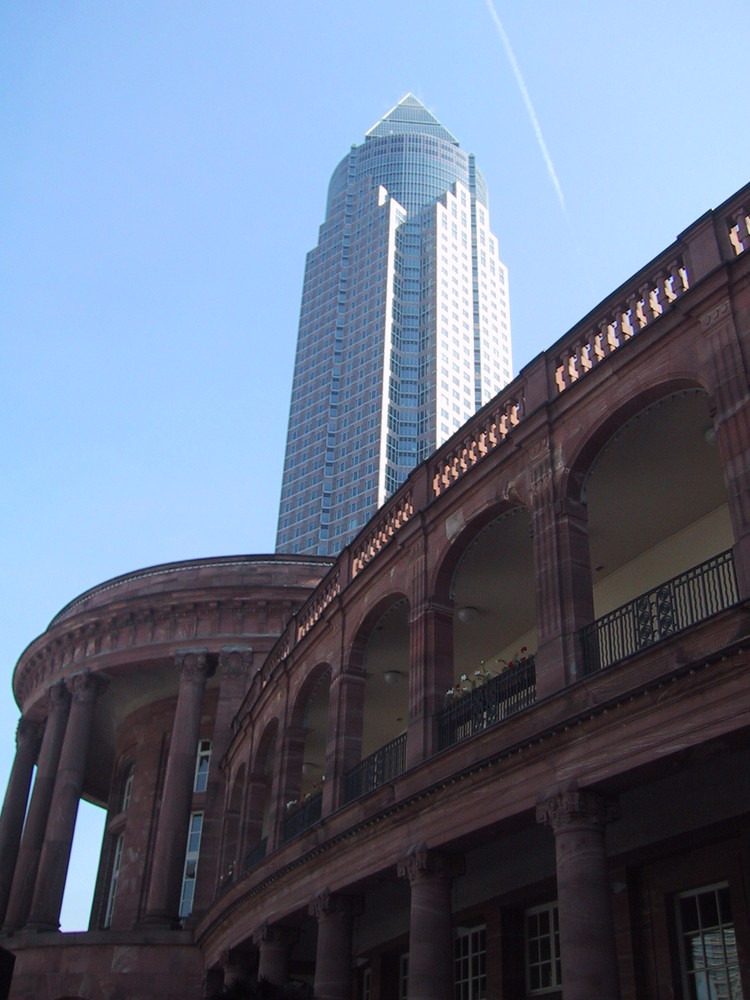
396;843;465;884
47;679;70;713
175;649;212;682
536;789;620;833
252;922;297;948
309;888;363;921
219;646;254;676
16;717;42;752
69;669;106;703
701;299;731;331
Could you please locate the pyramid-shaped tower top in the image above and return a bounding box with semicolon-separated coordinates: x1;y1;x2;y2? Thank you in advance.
365;93;459;146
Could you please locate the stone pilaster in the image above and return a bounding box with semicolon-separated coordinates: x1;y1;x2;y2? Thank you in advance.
0;719;42;924
537;789;621;1000
407;600;453;765
397;844;464;1000
3;682;70;931
143;649;212;926
529;437;594;693
310;890;361;1000
700;300;750;599
254;922;296;986
26;672;104;931
323;669;365;813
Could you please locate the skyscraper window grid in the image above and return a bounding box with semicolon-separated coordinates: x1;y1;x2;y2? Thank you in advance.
276;95;511;556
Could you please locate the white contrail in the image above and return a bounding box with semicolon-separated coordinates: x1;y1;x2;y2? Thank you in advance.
484;0;567;219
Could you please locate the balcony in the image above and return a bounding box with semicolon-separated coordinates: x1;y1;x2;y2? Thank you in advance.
344;732;407;803
581;550;739;675
282;790;322;842
438;657;537;750
242;836;267;874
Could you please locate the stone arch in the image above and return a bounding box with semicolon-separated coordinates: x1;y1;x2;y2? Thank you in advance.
244;719;279;855
564;376;707;502
570;385;734;671
431;497;524;606
340;594;411;800
288;663;331;802
434;503;536;692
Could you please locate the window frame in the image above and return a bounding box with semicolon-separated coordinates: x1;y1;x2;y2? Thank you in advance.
525;902;562;995
179;811;204;919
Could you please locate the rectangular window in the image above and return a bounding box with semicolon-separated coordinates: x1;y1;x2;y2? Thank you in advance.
454;924;486;999
398;954;409;1000
361;966;371;1000
103;833;123;928
526;903;562;994
677;883;744;999
194;739;211;792
120;765;134;812
179;811;203;919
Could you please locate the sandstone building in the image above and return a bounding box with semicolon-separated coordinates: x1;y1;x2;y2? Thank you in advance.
0;182;748;999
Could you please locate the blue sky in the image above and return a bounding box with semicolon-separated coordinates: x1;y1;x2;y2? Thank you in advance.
1;1;748;930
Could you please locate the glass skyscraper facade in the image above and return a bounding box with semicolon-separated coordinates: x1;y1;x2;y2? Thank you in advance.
276;94;512;556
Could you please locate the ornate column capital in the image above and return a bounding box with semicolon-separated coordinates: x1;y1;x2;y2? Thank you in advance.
175;649;213;683
536;788;619;834
309;888;363;921
253;921;297;948
47;679;70;712
397;842;465;884
15;718;42;754
219;646;254;676
68;669;106;704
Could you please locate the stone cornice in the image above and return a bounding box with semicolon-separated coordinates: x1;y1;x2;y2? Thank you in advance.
13;595;297;710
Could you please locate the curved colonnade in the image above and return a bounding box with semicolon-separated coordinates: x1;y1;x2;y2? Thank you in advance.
0;187;749;999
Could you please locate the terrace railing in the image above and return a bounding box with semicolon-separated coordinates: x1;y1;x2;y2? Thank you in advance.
242;836;267;874
581;550;739;676
438;657;537;750
344;732;407;803
282;791;322;842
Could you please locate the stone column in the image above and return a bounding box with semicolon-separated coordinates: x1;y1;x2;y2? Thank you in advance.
407;600;453;765
397;844;464;1000
0;719;42;924
143;649;212;926
270;724;307;847
537;789;621;1000
310;890;360;1000
254;922;295;986
3;682;70;931
26;672;103;931
323;669;365;813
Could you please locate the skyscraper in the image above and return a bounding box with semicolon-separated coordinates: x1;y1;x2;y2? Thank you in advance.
276;94;512;556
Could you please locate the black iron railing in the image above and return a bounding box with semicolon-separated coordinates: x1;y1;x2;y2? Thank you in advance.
438;657;537;750
242;836;267;874
282;791;323;842
581;549;739;676
344;732;407;803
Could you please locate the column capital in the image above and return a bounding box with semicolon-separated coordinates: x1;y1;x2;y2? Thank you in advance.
175;649;213;683
69;669;106;703
309;888;363;922
47;679;70;712
536;788;619;833
15;718;42;753
219;646;253;676
253;921;297;948
397;842;465;884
